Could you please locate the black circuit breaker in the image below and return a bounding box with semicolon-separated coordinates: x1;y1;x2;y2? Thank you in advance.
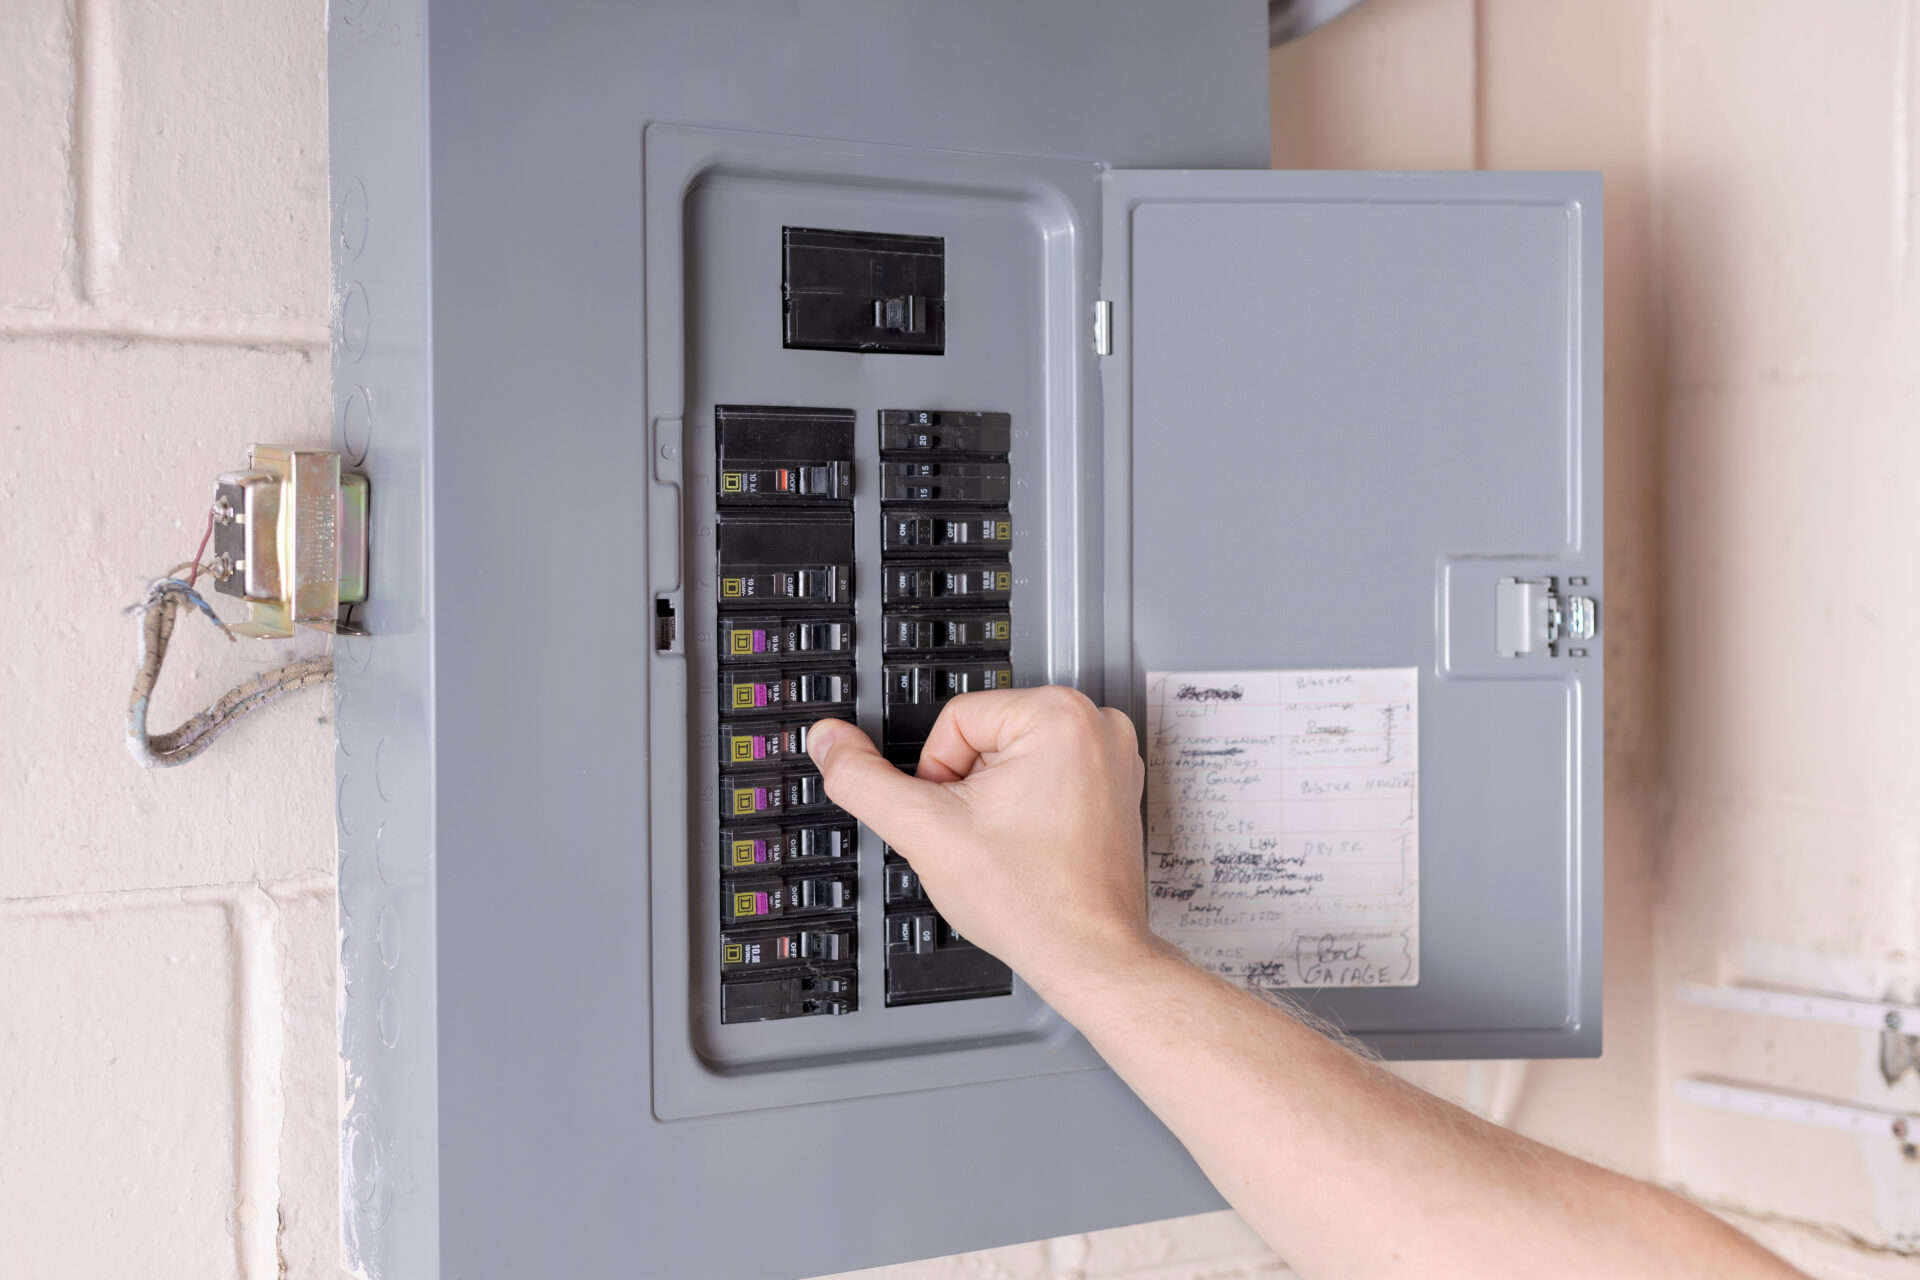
715;405;860;1022
722;871;858;925
882;661;1015;752
721;971;855;1023
877;409;1016;1007
882;849;1012;1005
782;227;946;355
881;611;1013;655
720;819;858;873
721;922;856;973
719;614;853;661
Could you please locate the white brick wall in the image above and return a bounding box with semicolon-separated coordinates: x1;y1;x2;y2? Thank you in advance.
2;893;243;1277
4;2;1915;1278
0;2;336;1278
0;0;72;309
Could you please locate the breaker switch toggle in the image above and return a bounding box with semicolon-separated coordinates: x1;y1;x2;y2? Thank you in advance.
876;294;927;334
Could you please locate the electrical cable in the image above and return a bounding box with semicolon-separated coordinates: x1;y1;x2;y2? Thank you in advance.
124;576;332;769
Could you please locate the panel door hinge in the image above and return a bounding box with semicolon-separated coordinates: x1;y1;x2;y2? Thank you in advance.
1093;299;1112;356
1496;576;1596;658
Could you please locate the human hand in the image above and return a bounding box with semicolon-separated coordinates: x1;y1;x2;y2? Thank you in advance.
807;687;1160;996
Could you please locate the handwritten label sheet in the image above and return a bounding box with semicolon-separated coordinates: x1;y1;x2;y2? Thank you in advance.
1145;668;1420;991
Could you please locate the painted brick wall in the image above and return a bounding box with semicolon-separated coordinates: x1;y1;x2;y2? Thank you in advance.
3;2;1914;1278
0;2;339;1278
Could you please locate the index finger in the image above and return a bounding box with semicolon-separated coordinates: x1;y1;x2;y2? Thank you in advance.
914;686;1098;783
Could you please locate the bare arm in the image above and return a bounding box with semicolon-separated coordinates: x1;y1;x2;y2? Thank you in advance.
808;687;1799;1280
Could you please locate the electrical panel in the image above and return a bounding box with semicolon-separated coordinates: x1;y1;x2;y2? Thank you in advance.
329;4;1601;1278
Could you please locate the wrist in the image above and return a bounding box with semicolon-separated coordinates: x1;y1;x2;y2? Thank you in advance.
1020;916;1174;1012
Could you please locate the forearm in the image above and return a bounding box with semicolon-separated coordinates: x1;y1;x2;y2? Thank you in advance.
806;696;1795;1278
1031;938;1800;1280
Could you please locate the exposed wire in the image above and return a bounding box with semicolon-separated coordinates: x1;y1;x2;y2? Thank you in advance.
185;505;217;590
125;576;332;769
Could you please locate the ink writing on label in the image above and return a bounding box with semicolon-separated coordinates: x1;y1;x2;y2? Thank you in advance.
1174;684;1244;703
1244;960;1289;988
1144;668;1421;991
1294;930;1415;986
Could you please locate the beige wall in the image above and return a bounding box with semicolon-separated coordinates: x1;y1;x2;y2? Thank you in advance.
1;2;1914;1278
1647;1;1920;1263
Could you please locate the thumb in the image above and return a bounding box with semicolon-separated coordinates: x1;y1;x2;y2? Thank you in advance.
808;719;954;846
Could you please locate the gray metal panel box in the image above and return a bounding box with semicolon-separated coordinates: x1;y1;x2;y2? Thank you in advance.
1100;169;1602;1056
329;3;1600;1277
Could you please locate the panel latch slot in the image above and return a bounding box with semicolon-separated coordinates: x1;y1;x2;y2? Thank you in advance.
651;415;685;655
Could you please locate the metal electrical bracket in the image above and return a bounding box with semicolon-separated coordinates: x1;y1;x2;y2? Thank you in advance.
1676;1079;1919;1160
211;446;369;638
1676;981;1920;1087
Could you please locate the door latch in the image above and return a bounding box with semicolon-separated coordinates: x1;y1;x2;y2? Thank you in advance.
1495;576;1596;658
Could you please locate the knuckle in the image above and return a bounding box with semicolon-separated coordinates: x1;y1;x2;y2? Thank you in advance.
942;690;983;717
1033;684;1096;720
